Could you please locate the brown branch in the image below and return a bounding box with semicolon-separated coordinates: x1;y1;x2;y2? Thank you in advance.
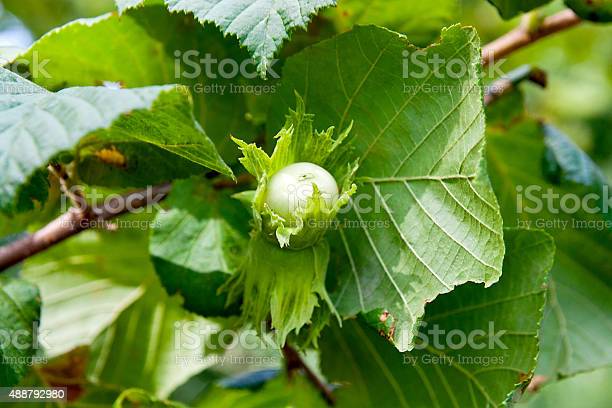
282;344;336;405
0;183;171;271
482;9;581;66
484;65;547;105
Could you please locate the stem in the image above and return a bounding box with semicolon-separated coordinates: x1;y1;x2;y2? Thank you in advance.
47;164;84;208
0;183;171;271
282;344;336;405
213;173;254;190
482;9;581;66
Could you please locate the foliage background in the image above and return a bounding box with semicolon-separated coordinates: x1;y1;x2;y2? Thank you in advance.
0;0;610;406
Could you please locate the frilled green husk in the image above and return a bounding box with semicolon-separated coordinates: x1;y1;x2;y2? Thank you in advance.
233;93;358;249
225;95;357;347
224;234;339;347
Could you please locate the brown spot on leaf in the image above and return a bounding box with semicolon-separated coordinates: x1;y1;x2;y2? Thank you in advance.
95;146;127;168
38;347;89;402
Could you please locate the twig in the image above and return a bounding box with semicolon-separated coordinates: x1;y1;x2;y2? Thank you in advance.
282;344;336;405
47;164;86;210
482;9;581;66
484;65;547;105
0;183;171;271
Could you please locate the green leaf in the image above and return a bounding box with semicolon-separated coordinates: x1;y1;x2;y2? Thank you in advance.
519;367;612;407
192;375;327;408
2;0;115;37
86;275;223;398
21;228;155;358
116;0;151;12
106;373;326;408
19;223;221;399
486;0;552;19
320;229;554;407
486;92;612;380
115;0;337;76
543;125;608;190
150;177;250;317
565;0;612;22
329;0;460;45
15;5;264;164
270;25;505;351
0;183;61;240
0;276;40;386
114;388;188;408
0;67;231;214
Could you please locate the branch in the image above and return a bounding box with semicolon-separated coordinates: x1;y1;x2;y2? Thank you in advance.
0;183;171;272
282;344;336;405
485;65;547;105
482;9;581;66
